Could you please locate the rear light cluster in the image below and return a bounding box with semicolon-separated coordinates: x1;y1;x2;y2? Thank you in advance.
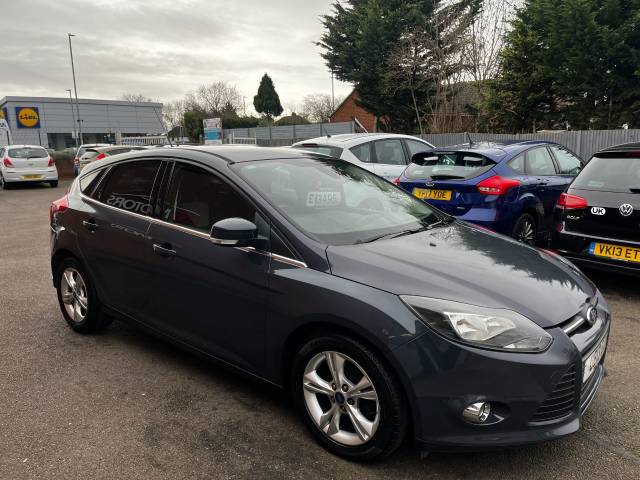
48;156;55;167
556;193;588;210
50;195;69;224
3;157;13;167
477;176;520;196
392;177;400;186
95;153;107;160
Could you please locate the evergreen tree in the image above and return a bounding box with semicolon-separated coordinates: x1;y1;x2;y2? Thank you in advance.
253;74;283;121
484;0;640;132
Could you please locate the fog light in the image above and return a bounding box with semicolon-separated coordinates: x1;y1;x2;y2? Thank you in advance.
462;402;491;424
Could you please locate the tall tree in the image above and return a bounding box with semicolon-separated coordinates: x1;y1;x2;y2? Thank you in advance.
485;0;640;132
253;74;283;121
318;0;477;132
301;93;345;123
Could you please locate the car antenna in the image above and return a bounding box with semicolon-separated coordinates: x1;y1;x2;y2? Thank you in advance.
466;132;474;146
322;124;331;138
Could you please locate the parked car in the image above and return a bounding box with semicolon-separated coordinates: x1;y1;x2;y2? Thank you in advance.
292;133;435;181
50;146;609;460
397;141;584;244
73;143;111;176
0;145;58;189
78;145;147;172
553;142;640;275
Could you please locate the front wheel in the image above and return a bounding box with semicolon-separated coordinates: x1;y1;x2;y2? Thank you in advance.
292;335;407;461
511;213;537;245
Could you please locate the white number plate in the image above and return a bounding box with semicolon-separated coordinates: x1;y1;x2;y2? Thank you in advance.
583;333;608;383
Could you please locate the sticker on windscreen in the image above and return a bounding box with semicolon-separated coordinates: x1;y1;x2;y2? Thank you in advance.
306;191;341;207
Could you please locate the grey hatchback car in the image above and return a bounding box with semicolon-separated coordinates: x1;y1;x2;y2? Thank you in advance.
50;146;610;460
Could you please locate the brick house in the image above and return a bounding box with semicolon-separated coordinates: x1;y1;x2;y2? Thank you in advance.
329;90;376;132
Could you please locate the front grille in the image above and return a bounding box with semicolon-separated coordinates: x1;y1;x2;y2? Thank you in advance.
530;366;577;423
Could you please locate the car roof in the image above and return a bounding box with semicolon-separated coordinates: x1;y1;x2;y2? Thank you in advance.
82;145;322;174
293;133;429;147
5;144;47;149
432;140;558;161
596;141;640;154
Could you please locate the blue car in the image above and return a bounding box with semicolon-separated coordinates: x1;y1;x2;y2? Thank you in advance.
397;141;584;244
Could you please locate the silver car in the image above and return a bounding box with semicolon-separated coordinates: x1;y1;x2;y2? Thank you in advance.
292;133;434;181
0;145;58;189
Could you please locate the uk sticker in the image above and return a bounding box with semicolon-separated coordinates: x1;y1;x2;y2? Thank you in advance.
307;191;341;207
591;207;605;216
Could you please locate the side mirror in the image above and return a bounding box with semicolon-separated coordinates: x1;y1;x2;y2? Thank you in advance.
210;218;257;247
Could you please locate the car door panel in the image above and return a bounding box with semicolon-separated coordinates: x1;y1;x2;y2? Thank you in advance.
372;139;408;180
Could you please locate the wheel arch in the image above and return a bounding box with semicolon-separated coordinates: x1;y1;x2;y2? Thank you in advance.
51;248;81;287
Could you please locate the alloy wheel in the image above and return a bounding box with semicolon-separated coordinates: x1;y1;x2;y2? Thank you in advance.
302;351;380;446
60;267;89;323
516;218;535;245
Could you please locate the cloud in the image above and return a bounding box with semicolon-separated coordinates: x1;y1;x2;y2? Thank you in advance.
0;0;353;111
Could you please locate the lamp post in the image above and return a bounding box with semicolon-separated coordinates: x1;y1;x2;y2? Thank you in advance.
66;89;78;148
67;33;83;145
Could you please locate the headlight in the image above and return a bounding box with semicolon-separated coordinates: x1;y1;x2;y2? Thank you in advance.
401;296;553;353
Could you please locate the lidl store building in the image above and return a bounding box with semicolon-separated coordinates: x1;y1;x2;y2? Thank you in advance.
0;96;164;150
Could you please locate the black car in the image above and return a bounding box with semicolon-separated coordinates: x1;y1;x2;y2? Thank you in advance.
50;147;610;460
554;142;640;275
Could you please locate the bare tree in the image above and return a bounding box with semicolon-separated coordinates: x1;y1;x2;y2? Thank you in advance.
301;93;344;123
184;81;242;116
462;0;520;85
162;99;185;131
120;93;155;103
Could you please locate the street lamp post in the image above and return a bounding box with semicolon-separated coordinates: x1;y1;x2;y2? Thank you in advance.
67;33;83;145
66;88;78;148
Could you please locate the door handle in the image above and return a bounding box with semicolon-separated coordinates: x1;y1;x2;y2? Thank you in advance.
82;219;98;232
153;243;176;257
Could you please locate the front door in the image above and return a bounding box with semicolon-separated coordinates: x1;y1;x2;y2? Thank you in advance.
144;161;270;373
372;139;408;180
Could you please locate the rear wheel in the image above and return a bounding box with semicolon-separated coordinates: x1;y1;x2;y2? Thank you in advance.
0;175;9;190
292;334;407;461
55;257;111;333
49;180;58;188
512;213;537;245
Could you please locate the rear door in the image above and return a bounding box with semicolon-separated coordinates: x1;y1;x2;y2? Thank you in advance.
525;146;561;230
371;138;408;180
564;155;640;243
7;146;50;172
76;159;163;319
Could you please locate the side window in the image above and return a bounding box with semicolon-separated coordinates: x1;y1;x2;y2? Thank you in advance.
509;154;526;174
99;160;160;215
162;163;255;232
350;142;372;163
373;139;406;165
551;146;582;175
405;139;433;160
79;168;106;197
526;147;557;175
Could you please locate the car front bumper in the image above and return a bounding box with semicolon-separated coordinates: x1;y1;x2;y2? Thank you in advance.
3;167;58;183
393;307;610;450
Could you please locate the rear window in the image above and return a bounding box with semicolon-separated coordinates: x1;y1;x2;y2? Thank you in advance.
405;152;496;180
8;147;48;158
294;145;343;158
572;156;640;193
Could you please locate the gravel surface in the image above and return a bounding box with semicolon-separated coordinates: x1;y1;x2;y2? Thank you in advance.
1;181;638;479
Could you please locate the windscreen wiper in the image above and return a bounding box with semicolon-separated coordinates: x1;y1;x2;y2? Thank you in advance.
356;226;427;244
429;175;465;180
630;187;640;193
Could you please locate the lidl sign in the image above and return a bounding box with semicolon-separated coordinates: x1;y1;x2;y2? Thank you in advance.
15;106;41;128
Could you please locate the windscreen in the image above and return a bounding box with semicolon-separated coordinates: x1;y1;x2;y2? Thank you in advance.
293;145;344;158
8;147;48;158
405;152;496;180
235;157;445;245
572;156;640;193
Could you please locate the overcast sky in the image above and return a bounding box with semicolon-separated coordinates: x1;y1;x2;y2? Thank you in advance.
0;0;352;114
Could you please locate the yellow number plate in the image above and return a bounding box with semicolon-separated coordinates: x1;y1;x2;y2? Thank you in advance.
590;242;640;263
21;174;43;180
413;188;452;201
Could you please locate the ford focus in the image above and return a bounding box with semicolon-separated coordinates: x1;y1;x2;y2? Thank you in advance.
50;146;609;460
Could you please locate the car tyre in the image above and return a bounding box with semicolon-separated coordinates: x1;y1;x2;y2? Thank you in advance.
292;334;407;461
55;257;112;333
0;175;10;190
49;180;58;188
512;213;537;245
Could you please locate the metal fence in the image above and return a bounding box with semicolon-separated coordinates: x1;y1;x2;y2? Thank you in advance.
419;130;640;160
223;121;356;146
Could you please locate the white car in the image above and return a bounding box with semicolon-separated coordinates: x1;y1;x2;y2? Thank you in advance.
0;145;58;189
292;133;435;181
73;143;111;176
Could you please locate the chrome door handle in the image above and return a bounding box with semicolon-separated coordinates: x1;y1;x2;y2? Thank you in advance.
82;220;98;232
153;243;176;257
